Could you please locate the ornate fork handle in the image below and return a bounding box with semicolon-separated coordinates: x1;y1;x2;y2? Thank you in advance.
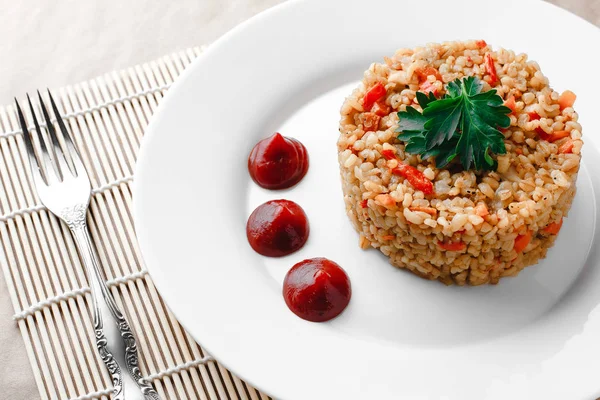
95;323;124;400
118;317;161;399
62;205;125;399
65;205;160;399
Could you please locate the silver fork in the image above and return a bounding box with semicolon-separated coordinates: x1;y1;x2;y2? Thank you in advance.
16;92;160;400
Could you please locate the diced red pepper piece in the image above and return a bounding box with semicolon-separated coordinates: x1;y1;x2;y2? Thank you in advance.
381;149;396;160
558;139;574;154
419;80;439;95
558;90;576;110
363;83;387;111
504;95;517;113
541;218;563;235
536;127;550;141
547;130;570;143
530;112;569;142
363;112;381;132
415;67;442;83
360;199;368;208
476;40;487;49
437;241;466;252
514;231;532;253
371;99;391;117
392;164;434;195
484;53;499;86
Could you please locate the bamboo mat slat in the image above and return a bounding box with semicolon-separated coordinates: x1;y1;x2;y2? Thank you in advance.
0;47;272;400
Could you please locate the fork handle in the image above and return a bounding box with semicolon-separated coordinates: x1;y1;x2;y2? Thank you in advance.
69;221;125;400
70;220;161;400
89;289;124;400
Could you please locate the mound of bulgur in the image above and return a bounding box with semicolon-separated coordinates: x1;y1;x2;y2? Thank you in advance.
337;40;583;285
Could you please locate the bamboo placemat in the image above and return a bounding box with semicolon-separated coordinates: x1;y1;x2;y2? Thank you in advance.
0;46;271;400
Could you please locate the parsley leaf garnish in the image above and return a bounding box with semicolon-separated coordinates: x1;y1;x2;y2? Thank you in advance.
396;76;511;171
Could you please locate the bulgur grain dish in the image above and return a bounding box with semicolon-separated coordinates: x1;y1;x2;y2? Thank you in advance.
337;40;583;285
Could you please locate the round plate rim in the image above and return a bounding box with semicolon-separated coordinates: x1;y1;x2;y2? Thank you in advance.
133;1;600;399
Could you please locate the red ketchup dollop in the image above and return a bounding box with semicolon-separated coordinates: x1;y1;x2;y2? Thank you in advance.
246;200;309;257
283;258;351;322
248;132;309;190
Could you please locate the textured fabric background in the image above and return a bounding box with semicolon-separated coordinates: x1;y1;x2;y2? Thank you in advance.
0;0;597;398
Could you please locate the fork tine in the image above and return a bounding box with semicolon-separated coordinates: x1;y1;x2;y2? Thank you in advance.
27;94;59;185
38;90;72;179
15;99;45;184
47;89;86;176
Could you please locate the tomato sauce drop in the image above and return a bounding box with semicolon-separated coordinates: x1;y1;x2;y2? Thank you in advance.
283;258;351;322
248;133;309;190
246;200;309;257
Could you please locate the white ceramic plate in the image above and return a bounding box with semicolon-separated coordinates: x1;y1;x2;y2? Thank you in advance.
134;0;600;398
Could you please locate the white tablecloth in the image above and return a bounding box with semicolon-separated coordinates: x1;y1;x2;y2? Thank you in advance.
0;0;596;398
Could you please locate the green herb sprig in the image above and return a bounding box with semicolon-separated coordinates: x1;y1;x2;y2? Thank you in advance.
396;76;511;171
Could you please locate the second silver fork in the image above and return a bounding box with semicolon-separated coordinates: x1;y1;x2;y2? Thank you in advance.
16;92;160;400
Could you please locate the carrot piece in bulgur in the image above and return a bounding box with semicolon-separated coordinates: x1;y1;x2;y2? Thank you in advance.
504;95;517;113
437;241;467;252
542;218;563;235
558;139;574;154
475;203;489;217
514;231;532;253
415;66;442;82
375;194;395;208
558;90;576;110
548;130;570;143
